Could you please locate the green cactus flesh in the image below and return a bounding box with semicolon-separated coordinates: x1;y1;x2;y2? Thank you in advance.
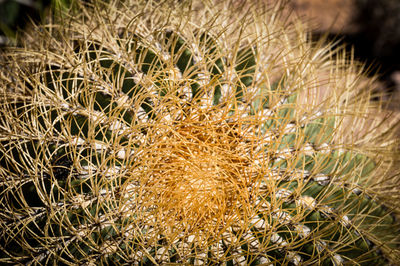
0;1;399;265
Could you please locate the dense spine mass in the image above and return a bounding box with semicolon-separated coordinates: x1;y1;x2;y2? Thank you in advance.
0;0;399;264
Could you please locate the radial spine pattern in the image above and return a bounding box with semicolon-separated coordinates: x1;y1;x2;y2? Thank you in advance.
0;0;399;265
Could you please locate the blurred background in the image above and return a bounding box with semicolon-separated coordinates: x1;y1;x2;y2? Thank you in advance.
291;0;400;109
0;0;72;45
1;0;399;107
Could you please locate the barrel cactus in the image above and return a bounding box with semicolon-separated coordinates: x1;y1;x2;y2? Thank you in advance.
0;0;399;264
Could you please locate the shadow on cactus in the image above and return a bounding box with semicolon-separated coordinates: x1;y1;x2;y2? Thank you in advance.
0;0;399;264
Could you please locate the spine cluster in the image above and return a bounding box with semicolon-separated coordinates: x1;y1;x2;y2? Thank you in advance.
0;0;399;264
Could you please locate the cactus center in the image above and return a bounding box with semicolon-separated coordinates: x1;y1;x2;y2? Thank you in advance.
134;111;263;241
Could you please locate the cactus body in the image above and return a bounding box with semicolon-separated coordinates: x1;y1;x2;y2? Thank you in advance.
0;0;399;265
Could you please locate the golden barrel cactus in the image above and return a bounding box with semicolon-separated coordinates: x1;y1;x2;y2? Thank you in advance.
0;0;399;264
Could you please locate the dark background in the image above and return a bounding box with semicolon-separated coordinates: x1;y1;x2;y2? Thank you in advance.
291;0;400;108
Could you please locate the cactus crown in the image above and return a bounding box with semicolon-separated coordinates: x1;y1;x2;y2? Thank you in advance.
0;0;399;265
